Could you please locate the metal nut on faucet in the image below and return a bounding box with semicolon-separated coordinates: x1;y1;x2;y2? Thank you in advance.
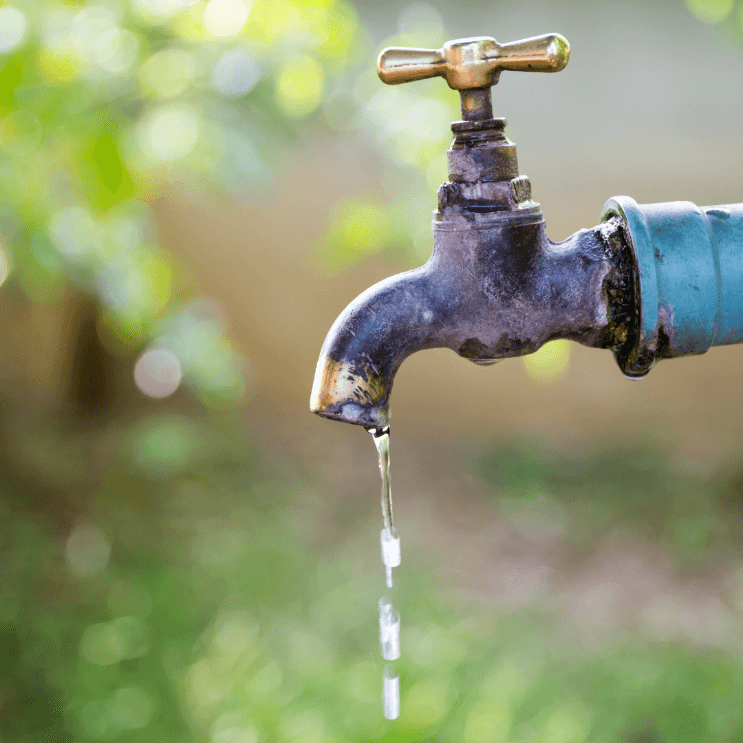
437;182;460;211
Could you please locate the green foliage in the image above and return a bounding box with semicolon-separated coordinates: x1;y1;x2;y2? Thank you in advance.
79;130;137;212
473;438;743;562
684;0;743;50
317;197;410;273
3;425;743;742
686;0;736;24
0;0;364;407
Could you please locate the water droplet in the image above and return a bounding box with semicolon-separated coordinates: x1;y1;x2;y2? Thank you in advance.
380;527;400;588
378;598;400;661
382;664;400;720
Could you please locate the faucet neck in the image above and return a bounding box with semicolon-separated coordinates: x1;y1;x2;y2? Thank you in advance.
436;117;534;219
447;117;519;184
459;87;493;120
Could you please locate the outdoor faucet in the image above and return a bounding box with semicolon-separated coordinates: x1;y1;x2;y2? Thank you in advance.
310;33;743;429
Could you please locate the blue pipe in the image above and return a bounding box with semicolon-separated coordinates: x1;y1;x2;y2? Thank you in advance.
602;197;743;378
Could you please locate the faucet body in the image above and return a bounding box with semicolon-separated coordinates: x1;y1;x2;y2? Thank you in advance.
310;35;743;429
311;118;634;427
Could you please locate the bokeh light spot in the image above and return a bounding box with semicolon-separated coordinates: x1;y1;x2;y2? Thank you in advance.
134;348;183;398
275;55;325;117
463;701;512;743
37;49;80;83
686;0;734;23
139;105;199;162
403;679;450;728
397;2;444;38
112;615;151;658
214;610;258;655
80;622;126;666
71;5;117;63
0;6;28;53
543;701;590;743
132;416;196;477
248;661;283;697
523;339;570;382
192;518;245;565
133;0;198;20
203;0;252;38
187;658;231;708
79;698;114;739
319;199;393;271
96;28;139;72
49;206;99;261
66;523;111;577
212;712;258;743
141;48;197;98
212;49;260;97
112;686;156;729
280;709;326;743
323;89;360;132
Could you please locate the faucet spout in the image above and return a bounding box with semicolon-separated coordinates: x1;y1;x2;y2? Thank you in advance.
310;266;441;428
310;204;633;428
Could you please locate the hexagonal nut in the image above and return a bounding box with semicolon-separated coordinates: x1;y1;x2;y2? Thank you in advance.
437;182;459;211
509;176;531;204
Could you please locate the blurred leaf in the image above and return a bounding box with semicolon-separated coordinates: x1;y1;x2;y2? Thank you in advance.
275;55;325;118
79;130;137;211
0;54;27;107
318;198;408;272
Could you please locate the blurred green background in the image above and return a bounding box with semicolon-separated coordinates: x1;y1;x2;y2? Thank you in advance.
2;0;743;740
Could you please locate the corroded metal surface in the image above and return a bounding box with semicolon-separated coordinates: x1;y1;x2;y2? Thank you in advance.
310;356;388;427
310;115;634;428
603;197;743;377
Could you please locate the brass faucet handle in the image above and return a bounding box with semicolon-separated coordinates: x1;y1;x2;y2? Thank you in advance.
378;34;570;91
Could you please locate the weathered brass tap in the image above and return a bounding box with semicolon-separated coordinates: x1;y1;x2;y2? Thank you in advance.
310;33;743;428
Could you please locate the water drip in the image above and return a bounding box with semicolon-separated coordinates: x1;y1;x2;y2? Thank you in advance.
371;427;402;719
380;527;400;589
382;664;400;720
370;426;393;532
378;597;401;660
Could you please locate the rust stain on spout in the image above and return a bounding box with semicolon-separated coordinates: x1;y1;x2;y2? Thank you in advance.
310;356;389;427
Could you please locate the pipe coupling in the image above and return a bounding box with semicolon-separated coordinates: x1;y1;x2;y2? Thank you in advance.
602;196;743;378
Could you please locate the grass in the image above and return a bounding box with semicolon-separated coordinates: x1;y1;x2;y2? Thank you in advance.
2;413;743;742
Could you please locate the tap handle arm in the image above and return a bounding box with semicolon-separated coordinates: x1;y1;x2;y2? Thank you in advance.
378;34;570;91
376;47;446;85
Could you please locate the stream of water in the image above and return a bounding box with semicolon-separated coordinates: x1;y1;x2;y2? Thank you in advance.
370;426;401;720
